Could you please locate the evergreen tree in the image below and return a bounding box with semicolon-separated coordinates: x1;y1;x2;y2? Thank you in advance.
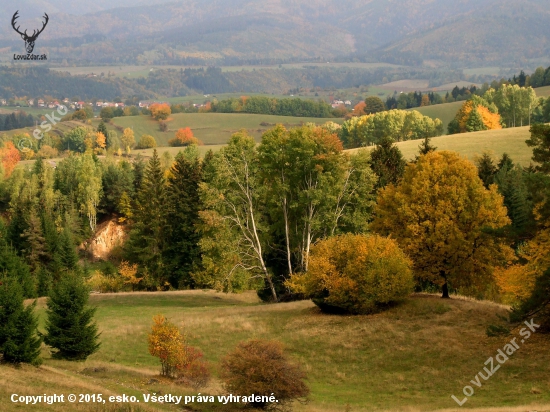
415;136;437;162
21;210;47;273
494;164;535;240
37;267;53;297
41;213;64;276
465;108;487;132
475;152;497;188
497;153;514;172
132;154;146;192
0;223;35;298
125;150;167;285
164;152;203;288
44;274;100;360
0;279;42;365
370;136;406;189
447;118;460;135
59;227;79;271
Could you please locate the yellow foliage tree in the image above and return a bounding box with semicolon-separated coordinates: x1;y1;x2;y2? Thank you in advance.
287;234;413;314
451;96;502;134
148;315;187;377
147;315;208;385
118;261;140;290
495;207;550;304
150;103;171;121
95;132;106;150
121;128;135;151
372;151;512;298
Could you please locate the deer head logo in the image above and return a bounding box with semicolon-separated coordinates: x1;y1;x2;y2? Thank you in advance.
11;11;49;54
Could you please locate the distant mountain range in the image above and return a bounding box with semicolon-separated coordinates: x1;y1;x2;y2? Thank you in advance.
1;0;549;67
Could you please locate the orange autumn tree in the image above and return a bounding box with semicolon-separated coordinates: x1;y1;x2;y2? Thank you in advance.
0;141;21;178
372;151;513;298
168;127;203;147
149;103;171;121
448;96;502;134
352;101;367;116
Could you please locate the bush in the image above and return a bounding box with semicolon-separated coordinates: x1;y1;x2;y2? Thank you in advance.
220;339;309;410
288;234;414;314
137;134;157;149
168;127;203;147
147;315;210;387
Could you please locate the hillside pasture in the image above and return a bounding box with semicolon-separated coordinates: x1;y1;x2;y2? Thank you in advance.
409;101;463;132
536;85;550;97
2;290;549;411
346;126;533;166
112;113;341;146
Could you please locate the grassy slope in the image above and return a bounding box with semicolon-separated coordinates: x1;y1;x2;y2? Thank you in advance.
536;85;550;98
2;291;549;412
347;126;533;166
410;101;463;133
112;113;341;146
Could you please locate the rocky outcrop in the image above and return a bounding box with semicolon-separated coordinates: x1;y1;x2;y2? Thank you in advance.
81;218;128;260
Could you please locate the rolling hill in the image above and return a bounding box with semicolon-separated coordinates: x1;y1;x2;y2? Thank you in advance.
2;0;550;66
1;290;549;411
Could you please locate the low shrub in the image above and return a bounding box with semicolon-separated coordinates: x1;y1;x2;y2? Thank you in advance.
136;134;157;149
220;339;309;410
288;233;414;314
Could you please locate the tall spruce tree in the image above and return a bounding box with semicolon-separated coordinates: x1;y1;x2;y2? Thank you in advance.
370;136;406;189
164;151;203;288
44;274;100;360
0;279;42;365
475;152;497;188
125;150;167;285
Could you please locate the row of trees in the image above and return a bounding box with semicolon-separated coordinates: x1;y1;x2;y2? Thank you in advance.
0;111;37;132
339;109;444;148
449;84;542;134
211;96;335;118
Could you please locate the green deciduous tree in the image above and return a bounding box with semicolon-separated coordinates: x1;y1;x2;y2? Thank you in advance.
364;96;386;114
199;131;277;300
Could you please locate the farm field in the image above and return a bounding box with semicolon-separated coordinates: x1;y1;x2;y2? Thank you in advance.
112;113;342;146
2;290;549;412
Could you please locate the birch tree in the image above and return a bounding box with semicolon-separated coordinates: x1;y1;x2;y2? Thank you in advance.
199;131;278;301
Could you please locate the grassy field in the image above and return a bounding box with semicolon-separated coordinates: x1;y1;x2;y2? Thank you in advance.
112;113;341;146
1;291;549;412
410;101;463;132
347;126;534;166
536;85;550;97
